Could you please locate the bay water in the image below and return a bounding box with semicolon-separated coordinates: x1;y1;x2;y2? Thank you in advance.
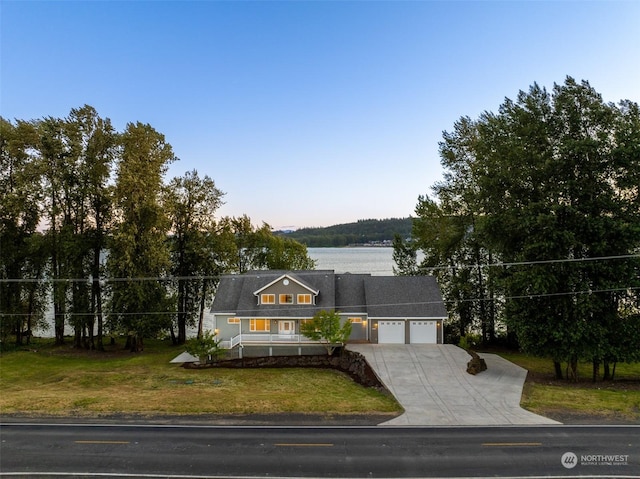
307;247;395;275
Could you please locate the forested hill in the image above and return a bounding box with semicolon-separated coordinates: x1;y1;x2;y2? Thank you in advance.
276;218;412;247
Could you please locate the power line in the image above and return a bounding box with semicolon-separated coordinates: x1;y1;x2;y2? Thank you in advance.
1;253;639;283
415;253;640;272
0;275;220;284
3;285;639;317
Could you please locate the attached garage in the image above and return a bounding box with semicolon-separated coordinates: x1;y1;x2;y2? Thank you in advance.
410;320;437;344
377;320;405;344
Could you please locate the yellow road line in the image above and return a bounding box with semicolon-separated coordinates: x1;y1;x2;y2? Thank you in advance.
482;442;542;447
75;440;130;445
274;443;334;447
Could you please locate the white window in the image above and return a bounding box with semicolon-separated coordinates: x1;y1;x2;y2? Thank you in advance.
261;294;275;304
297;294;312;304
227;318;240;324
250;319;270;332
279;294;293;304
349;317;363;323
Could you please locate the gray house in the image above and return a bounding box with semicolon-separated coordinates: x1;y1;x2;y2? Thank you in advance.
210;270;448;357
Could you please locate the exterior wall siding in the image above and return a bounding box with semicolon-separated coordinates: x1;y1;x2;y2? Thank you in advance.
370;319;379;344
215;314;241;340
341;314;367;341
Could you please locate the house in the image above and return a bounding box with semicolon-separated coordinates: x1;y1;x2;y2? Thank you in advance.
210;270;448;358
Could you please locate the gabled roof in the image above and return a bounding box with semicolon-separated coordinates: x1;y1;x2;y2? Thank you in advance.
211;270;447;319
253;273;319;296
212;270;335;318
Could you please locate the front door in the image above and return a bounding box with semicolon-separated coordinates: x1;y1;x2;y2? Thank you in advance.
278;320;295;335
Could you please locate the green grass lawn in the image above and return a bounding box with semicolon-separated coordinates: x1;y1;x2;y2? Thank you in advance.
0;338;401;419
496;351;640;423
3;338;637;424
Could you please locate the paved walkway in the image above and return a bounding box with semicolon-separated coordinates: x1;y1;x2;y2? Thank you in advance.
347;344;560;426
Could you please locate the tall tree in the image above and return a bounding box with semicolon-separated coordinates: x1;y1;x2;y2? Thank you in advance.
218;215;272;274
64;106;116;350
480;79;640;379
107;122;175;352
38;116;75;345
0;118;48;344
164;170;224;344
394;115;500;344
418;77;640;379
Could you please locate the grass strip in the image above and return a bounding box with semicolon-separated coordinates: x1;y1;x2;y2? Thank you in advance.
496;351;640;423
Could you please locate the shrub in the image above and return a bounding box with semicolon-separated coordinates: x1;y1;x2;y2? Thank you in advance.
185;331;225;364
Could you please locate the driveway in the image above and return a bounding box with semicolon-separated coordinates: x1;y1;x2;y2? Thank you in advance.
347;344;560;426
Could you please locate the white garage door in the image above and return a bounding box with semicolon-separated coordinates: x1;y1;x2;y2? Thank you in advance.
378;320;405;344
410;321;437;344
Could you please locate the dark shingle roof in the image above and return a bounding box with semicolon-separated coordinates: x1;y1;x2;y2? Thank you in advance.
363;275;448;318
335;274;368;313
212;270;447;319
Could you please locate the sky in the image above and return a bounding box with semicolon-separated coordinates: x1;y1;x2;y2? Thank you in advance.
2;1;639;230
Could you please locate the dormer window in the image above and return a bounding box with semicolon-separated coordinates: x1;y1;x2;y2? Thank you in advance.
298;294;312;304
279;294;294;304
254;274;320;307
261;294;275;304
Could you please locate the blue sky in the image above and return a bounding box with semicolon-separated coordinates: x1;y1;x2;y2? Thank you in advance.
2;1;639;230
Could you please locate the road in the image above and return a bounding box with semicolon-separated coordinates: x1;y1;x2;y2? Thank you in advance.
0;423;638;478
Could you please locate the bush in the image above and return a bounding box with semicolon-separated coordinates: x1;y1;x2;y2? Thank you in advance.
459;333;481;350
185;331;225;364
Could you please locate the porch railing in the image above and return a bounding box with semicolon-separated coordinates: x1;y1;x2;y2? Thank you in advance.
220;333;317;349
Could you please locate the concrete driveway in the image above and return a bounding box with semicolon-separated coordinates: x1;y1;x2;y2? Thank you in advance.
347;344;560;426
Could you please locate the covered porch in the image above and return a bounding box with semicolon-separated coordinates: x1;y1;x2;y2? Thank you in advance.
219;333;328;358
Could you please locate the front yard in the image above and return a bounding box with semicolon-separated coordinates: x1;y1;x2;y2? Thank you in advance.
2;338;638;424
0;338;401;420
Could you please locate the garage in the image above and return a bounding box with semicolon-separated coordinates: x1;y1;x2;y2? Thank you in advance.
410;320;437;344
377;320;406;344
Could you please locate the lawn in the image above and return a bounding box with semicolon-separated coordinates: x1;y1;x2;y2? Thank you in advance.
496;351;640;423
0;338;401;419
3;338;637;424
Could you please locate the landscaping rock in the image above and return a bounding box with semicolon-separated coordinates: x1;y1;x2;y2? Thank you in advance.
466;350;487;375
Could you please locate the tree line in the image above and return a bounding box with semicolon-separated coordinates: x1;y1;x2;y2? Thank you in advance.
279;218;412;247
0;105;315;351
394;77;640;381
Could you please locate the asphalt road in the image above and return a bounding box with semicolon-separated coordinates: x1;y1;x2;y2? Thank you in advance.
0;423;638;478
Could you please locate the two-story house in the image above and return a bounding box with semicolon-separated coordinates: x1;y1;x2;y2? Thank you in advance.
210;270;448;357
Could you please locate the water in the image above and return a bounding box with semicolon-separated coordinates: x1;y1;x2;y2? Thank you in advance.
308;247;395;275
